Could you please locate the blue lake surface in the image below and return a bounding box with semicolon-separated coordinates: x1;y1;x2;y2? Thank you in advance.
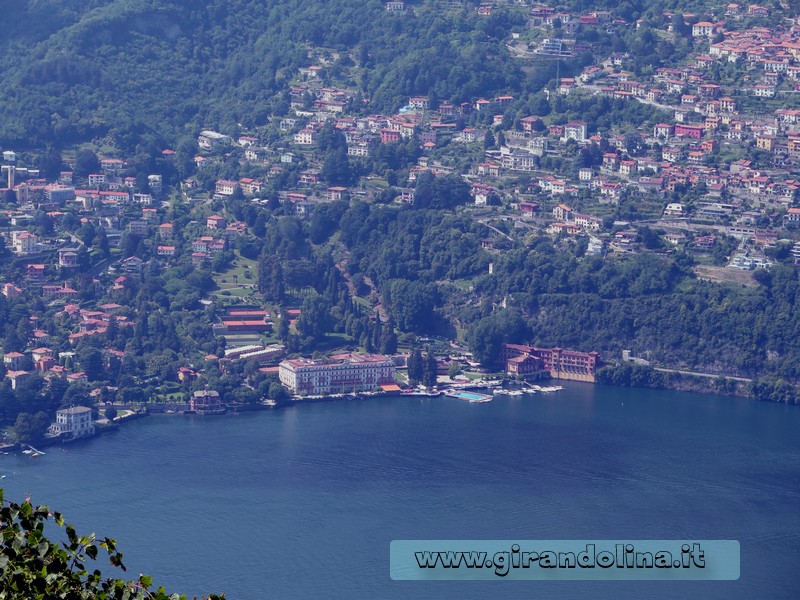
2;383;799;599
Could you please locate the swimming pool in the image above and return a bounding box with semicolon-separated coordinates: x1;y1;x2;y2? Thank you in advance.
444;390;493;403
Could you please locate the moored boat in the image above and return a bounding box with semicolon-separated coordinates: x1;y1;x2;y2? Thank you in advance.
402;389;443;397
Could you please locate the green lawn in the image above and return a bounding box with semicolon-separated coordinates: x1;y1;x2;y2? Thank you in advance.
216;286;254;298
224;334;264;347
352;296;371;308
313;332;356;352
465;371;504;379
211;250;259;299
364;178;389;189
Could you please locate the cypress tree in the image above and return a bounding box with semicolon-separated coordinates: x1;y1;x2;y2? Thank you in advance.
423;350;438;388
408;348;424;384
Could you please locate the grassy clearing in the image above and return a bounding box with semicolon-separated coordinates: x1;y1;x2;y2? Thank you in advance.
310;332;356;352
364;178;388;189
693;265;757;287
211;250;259;299
447;279;475;291
224;334;264;347
352;296;371;308
216;286;253;298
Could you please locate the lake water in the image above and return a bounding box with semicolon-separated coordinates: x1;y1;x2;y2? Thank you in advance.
2;383;799;599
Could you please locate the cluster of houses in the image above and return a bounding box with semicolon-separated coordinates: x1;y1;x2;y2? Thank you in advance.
0;157;254;401
454;6;800;267
171;4;800;268
0;290;132;390
1;158;161;211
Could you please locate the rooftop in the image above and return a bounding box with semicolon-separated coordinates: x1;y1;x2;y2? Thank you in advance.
58;406;92;415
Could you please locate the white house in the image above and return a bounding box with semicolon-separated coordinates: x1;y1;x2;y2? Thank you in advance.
49;406;95;439
198;130;231;151
294;129;317;145
692;22;714;37
561;122;588;143
663;203;686;217
754;85;776;98
12;231;38;254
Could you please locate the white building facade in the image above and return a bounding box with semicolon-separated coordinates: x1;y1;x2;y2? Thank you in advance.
279;354;396;395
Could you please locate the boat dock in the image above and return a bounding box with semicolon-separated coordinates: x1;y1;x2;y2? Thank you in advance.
23;445;46;457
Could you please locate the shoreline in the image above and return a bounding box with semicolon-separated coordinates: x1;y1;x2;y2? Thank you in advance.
595;363;771;402
1;375;790;455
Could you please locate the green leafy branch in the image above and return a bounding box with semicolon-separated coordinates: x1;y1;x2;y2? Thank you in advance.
0;489;224;600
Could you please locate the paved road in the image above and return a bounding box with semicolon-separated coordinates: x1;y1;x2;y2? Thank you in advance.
480;221;514;242
654;367;752;382
89;255;116;278
577;80;676;113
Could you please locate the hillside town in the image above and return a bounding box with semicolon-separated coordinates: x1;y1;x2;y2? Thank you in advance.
3;0;800;441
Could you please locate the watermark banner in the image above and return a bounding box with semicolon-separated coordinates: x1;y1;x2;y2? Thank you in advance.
390;540;739;581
